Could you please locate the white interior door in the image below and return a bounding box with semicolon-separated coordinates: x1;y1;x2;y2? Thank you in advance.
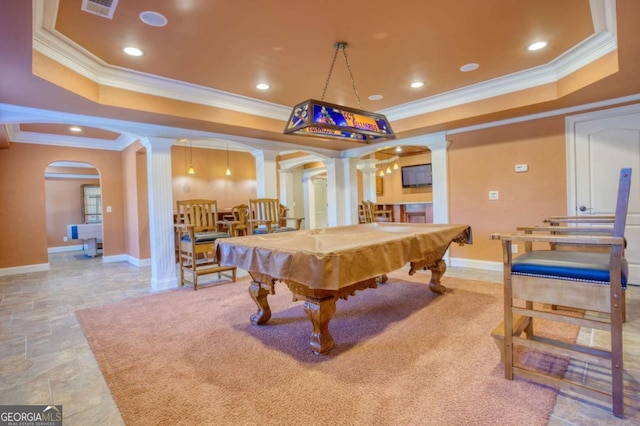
568;105;640;284
312;177;328;228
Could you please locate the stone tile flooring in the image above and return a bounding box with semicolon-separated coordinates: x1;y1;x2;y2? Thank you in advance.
0;252;638;425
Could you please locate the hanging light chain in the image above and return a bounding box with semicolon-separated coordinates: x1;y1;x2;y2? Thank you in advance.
341;45;363;109
320;43;341;101
320;41;362;109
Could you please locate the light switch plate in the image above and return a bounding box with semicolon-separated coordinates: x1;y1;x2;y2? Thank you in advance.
489;191;499;200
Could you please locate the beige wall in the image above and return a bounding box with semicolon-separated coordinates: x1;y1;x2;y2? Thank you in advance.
45;176;100;248
171;145;257;211
121;142;150;260
377;152;433;203
0;114;572;270
447;116;567;261
0;143;126;268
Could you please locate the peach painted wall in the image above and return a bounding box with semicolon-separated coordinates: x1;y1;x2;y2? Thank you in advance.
121;141;150;260
0;143;126;268
171;146;257;212
45;176;100;248
0;115;570;270
377;152;433;203
136;149;150;259
447;116;567;261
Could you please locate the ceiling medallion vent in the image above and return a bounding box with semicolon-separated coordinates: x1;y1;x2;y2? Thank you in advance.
284;42;395;144
81;0;120;19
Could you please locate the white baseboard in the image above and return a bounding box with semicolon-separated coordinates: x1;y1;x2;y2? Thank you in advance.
48;244;83;253
0;263;50;277
449;257;502;272
101;254;128;263
125;255;151;267
101;254;150;267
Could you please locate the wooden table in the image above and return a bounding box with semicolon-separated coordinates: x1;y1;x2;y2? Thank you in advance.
217;222;471;355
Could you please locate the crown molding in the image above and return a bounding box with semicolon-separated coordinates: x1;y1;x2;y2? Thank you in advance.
33;0;291;121
381;0;617;120
381;30;617;121
7;125;123;151
32;0;617;125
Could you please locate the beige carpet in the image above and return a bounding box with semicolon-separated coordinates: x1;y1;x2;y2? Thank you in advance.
76;270;578;425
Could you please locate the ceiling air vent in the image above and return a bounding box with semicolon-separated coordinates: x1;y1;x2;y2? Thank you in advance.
81;0;120;19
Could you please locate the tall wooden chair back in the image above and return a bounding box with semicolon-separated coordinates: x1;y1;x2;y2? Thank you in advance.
248;198;303;234
491;168;632;418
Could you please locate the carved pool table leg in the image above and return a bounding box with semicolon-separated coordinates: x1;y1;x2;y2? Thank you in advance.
427;259;447;294
304;296;337;355
409;258;448;294
249;282;272;325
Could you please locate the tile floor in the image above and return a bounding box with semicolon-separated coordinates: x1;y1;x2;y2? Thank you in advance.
0;252;638;425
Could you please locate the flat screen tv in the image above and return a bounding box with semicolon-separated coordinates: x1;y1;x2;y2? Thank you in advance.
401;163;432;188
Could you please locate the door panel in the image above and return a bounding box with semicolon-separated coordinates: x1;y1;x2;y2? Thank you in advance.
571;108;640;284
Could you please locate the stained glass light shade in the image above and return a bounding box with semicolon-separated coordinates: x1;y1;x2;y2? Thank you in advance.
284;99;395;143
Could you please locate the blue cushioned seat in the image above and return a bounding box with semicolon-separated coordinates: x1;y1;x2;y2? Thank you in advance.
181;231;230;243
512;250;627;287
253;226;297;235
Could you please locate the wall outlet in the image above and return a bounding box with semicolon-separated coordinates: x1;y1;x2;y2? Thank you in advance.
488;191;499;200
63;236;68;242
511;244;518;254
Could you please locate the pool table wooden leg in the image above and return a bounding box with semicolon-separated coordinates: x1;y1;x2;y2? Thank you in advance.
427;259;447;294
304;296;336;355
249;281;272;325
409;258;447;294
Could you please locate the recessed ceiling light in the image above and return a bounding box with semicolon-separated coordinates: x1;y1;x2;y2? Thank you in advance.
69;126;82;132
139;11;168;27
123;46;144;57
460;63;479;72
527;41;548;51
410;81;424;88
368;94;383;101
255;83;270;90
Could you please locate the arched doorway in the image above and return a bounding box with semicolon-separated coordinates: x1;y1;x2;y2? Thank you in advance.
44;161;102;258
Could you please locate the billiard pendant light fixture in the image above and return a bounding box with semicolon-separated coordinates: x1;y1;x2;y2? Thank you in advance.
284;42;395;144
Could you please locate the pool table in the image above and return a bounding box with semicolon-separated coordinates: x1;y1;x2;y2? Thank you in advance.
217;222;472;354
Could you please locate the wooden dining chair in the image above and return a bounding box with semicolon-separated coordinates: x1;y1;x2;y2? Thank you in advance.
491;168;632;418
361;200;393;223
175;199;237;290
248;198;304;234
229;203;249;236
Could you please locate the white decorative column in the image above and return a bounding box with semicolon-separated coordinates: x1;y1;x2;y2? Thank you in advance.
324;159;338;227
302;176;312;228
252;149;279;198
278;168;295;209
427;137;449;224
140;137;178;290
359;158;378;202
337;157;360;225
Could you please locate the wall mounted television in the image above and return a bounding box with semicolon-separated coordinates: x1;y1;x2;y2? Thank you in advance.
401;163;432;188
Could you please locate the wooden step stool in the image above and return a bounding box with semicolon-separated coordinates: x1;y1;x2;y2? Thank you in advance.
491;314;532;362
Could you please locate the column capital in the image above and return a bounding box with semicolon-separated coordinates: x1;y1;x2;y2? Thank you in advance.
139;136;175;151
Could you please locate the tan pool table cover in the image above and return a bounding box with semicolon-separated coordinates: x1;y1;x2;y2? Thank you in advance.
217;223;471;290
